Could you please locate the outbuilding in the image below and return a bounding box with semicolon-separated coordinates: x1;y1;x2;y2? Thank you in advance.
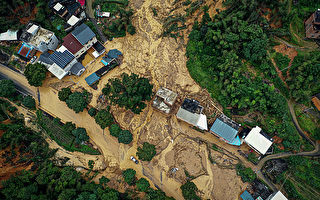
244;126;273;155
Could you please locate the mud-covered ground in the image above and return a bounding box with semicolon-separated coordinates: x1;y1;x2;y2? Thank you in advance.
9;0;255;199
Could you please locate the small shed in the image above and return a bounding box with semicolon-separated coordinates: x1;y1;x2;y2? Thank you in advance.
85;73;100;86
107;49;122;59
240;190;254;200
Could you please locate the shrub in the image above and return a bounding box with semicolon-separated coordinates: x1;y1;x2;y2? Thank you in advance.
8;106;17;113
136;178;150;192
94;109;114;129
136;142;156;161
118;130;133;144
109;124;122;138
88;107;97;117
127;24;136;35
122;168;136;185
22;95;36;110
58;88;72;102
236;163;256;183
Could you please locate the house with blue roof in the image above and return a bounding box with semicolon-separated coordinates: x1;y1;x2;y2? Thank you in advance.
240;190;254;200
38;46;85;80
85;72;100;86
210;114;241;146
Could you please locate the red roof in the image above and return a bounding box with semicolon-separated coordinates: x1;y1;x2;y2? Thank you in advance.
62;33;83;55
77;0;85;6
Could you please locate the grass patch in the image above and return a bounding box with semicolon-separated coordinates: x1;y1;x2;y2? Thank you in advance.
294;105;319;139
273;52;290;71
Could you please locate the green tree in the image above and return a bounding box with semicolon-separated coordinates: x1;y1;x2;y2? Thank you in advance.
99;176;110;187
24;63;47;87
94;109;114;129
72;128;89;145
136;142;156;161
122;168;136;185
88;107;97;117
66;92;87;113
103;73;153;114
118;130;133;144
180;181;201;200
0;79;16;98
109;124;122;138
127;24;136;35
58;88;72;102
22;95;36;110
136;178;150;192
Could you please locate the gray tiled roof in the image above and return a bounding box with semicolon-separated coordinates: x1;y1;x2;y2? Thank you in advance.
70;62;85;75
38;51;54;65
72;24;95;45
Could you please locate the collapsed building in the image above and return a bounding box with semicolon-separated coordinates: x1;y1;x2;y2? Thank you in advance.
152;87;178;114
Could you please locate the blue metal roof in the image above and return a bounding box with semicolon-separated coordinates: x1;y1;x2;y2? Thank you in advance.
48;50;74;69
210;118;238;143
107;49;122;59
240;191;254;200
85;73;100;86
72;24;96;45
101;57;113;66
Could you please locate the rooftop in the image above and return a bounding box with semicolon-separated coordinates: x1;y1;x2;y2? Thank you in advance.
0;30;18;41
107;49;122;59
20;22;55;47
181;98;203;114
67;15;80;26
210;115;240;143
62;33;84;54
17;43;33;58
93;41;105;53
240;190;254;200
85;72;100;86
72;23;96;45
156;87;178;106
267;191;288;200
48;50;75;69
244;126;273;155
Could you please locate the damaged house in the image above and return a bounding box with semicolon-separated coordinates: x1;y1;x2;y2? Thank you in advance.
152;87;178;114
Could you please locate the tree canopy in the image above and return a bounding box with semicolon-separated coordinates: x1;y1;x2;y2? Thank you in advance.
94;109;114;129
118;130;133;144
58;88;72;102
136;178;150;192
180;181;200;200
72;128;89;145
66;92;88;113
0;79;16;98
109;124;122;138
102;73;153;114
136;142;156;161
122;168;136;186
22;95;36;110
24;63;47;87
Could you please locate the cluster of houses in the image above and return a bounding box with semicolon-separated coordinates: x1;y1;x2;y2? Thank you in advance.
152;87;274;156
0;0;121;82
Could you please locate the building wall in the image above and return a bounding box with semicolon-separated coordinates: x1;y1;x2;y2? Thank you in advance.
74;36;97;58
64;58;78;72
47;34;59;51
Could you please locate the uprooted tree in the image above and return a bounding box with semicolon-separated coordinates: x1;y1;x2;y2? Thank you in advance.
102;73;153;114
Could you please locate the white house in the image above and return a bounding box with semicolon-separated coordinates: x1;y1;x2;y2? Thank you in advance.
266;191;288;200
244;126;273;155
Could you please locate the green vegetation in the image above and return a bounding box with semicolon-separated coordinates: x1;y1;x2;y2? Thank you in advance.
36;110;100;155
94;109;114;129
0;79;16;98
58;88;91;113
24;63;47;87
22;95;36;110
287;51;320;104
136;142;156;161
273;52;290;71
236;163;256;183
72;128;89;145
58;88;72;101
102;73;153;114
94;0;136;38
294;105;320;141
118;129;133;144
88;107;97;117
247;152;259;164
122;168;136;185
180;181;201;200
109;123;122;137
136;178;150;192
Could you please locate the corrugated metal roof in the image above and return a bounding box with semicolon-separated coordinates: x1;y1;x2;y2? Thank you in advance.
240;191;254;200
38;51;54;65
244;126;273;155
210;118;238;143
72;23;95;45
85;73;100;86
48;50;74;69
176;107;200;127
